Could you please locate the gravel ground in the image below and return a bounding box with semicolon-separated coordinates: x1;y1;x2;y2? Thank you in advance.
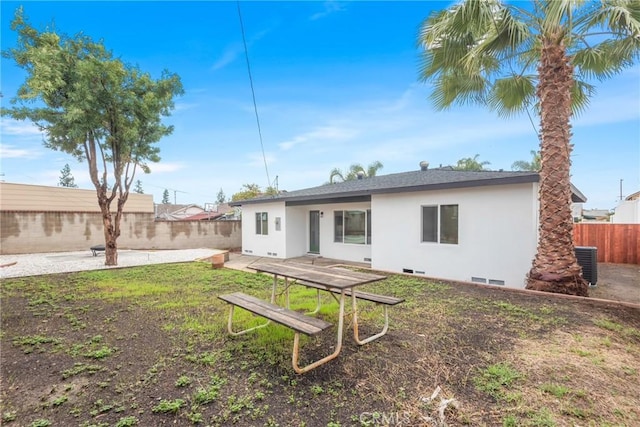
0;248;223;279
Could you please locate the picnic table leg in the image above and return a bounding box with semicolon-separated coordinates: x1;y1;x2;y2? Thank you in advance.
270;275;278;303
292;290;345;374
285;277;290;308
306;289;322;315
351;293;390;345
226;305;271;336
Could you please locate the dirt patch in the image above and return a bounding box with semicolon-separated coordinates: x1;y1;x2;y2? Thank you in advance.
590;263;640;305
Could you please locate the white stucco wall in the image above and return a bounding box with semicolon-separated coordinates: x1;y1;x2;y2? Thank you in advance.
294;202;372;263
240;201;373;262
611;200;639;223
239;202;287;258
285;207;307;257
371;183;539;288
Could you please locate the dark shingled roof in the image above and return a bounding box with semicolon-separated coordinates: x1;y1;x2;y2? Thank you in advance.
229;169;559;206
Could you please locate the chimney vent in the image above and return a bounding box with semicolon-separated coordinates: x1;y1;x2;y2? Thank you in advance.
419;161;429;171
356;171;365;180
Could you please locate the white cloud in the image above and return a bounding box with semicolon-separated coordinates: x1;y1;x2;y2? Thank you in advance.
211;28;272;71
0;118;43;136
310;1;347;21
247;151;277;168
0;144;42;159
211;43;244;71
278;125;359;150
174;102;199;112
147;162;186;173
573;93;640;127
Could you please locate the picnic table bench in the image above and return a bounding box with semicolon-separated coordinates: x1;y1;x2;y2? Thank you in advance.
90;245;105;256
219;262;398;374
295;279;404;344
218;292;332;336
218;291;333;374
295;279;405;305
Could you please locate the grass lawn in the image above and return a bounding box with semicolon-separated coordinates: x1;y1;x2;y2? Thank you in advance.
1;262;639;426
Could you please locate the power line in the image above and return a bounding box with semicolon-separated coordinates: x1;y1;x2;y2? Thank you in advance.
237;0;271;190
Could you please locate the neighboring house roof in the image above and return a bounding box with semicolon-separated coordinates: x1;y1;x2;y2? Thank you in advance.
230;169;587;206
155;204;206;220
155;204;192;217
582;208;611;222
625;190;640;201
183;212;225;221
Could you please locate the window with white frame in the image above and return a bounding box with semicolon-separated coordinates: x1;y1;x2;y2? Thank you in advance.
255;212;268;235
334;210;371;244
421;204;458;244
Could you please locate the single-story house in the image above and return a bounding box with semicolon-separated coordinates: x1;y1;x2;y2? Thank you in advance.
611;190;640;224
183;203;240;221
230;165;587;288
155;204;206;220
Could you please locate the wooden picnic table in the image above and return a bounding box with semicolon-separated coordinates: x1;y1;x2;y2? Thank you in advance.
218;261;396;373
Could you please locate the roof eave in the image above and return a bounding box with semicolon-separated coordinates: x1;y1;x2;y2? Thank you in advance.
230;174;540;206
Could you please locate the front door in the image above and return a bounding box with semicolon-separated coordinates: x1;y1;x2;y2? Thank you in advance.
309;211;320;253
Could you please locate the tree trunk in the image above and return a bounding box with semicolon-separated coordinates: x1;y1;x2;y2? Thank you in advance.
98;195;119;266
526;38;588;296
101;206;119;266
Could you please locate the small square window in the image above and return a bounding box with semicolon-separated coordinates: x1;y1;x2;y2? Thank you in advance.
421;204;458;244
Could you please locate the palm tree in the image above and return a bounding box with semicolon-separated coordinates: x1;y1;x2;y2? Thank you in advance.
512;150;541;172
329;161;384;183
419;1;639;296
453;154;491;171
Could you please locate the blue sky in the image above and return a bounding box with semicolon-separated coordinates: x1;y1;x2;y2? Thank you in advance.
1;1;638;210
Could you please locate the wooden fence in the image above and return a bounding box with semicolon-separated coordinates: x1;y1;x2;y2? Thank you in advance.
573;223;639;264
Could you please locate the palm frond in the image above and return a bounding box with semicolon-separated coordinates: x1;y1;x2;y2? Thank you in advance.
578;0;640;36
573;38;640;80
487;74;536;117
464;6;531;69
542;0;585;38
429;71;489;110
570;79;595;116
329;168;344;184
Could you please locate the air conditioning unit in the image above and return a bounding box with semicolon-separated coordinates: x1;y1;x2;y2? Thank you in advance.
575;246;598;286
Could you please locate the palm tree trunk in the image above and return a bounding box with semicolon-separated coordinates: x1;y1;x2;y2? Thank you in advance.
526;38;588;296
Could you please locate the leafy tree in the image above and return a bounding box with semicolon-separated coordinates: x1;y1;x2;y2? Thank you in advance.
230;183;278;202
418;1;639;295
452;154;490;171
216;188;226;204
162;189;170;204
264;186;279;196
2;8;184;266
133;180;144;194
512;150;541;172
58;163;78;188
329;161;384;183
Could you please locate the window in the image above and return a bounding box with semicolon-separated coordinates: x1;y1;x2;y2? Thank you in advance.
334;210;371;244
440;205;458;244
366;209;372;244
255;212;268;235
422;206;438;242
421;204;458;244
